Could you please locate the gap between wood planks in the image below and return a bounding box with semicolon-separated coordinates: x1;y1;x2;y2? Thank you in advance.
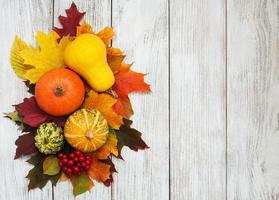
50;0;172;199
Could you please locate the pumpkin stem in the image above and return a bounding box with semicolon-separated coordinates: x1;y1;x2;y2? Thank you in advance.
86;131;94;139
55;86;64;96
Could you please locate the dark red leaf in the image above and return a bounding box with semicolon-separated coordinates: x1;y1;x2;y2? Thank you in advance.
116;119;149;158
14;132;38;159
53;2;85;38
15;96;67;127
24;81;35;95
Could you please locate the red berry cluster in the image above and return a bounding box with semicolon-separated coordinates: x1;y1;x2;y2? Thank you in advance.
58;150;93;177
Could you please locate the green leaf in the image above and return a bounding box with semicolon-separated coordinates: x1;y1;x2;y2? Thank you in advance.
43;156;60;175
71;173;90;196
4;111;23;124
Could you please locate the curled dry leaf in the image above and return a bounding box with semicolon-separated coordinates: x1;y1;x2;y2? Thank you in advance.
77;22;93;36
97;27;114;47
107;47;125;73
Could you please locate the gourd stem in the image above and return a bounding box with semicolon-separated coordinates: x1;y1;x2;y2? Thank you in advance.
86;131;94;139
55;86;64;96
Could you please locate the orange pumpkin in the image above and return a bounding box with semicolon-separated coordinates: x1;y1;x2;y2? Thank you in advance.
35;68;85;116
64;109;109;152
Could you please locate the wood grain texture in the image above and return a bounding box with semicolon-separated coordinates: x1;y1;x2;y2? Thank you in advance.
1;0;279;199
227;0;279;199
0;0;53;199
111;0;169;200
52;0;112;199
170;0;227;199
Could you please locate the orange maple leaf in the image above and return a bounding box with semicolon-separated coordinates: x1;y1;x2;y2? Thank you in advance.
113;67;151;98
95;145;110;160
88;157;111;182
113;97;134;119
120;62;133;71
76;22;93;36
60;172;68;181
82;90;123;129
107;48;125;73
97;27;114;47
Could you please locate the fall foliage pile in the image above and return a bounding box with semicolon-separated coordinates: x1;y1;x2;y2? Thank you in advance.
5;3;150;196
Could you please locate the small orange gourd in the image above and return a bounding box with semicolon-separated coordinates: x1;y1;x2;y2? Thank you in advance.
35;68;85;116
64;109;109;152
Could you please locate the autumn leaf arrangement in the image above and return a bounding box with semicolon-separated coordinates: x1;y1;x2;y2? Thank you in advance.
5;2;150;196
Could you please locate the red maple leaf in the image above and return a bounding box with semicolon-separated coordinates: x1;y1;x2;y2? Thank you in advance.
113;68;151;98
53;2;85;38
14;132;38;159
15;96;67;127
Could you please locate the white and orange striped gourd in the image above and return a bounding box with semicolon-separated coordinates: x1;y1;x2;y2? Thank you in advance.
64;108;109;152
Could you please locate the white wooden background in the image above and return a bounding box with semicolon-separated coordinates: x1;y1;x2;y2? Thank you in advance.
0;0;278;199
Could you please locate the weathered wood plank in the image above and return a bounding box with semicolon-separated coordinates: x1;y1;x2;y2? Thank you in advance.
0;0;53;199
52;0;111;199
227;0;279;199
170;0;227;199
111;0;169;200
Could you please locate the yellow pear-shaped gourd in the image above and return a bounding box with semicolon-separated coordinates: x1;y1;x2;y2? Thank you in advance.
64;33;115;92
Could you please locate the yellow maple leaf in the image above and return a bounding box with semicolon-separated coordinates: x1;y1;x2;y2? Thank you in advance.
82;90;123;129
77;22;93;36
95;131;118;158
10;36;32;79
96;27;114;47
19;31;69;83
106;132;118;157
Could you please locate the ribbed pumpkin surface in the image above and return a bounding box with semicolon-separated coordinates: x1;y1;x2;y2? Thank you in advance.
64;109;109;152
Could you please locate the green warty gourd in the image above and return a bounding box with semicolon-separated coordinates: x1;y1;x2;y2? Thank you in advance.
35;122;64;154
